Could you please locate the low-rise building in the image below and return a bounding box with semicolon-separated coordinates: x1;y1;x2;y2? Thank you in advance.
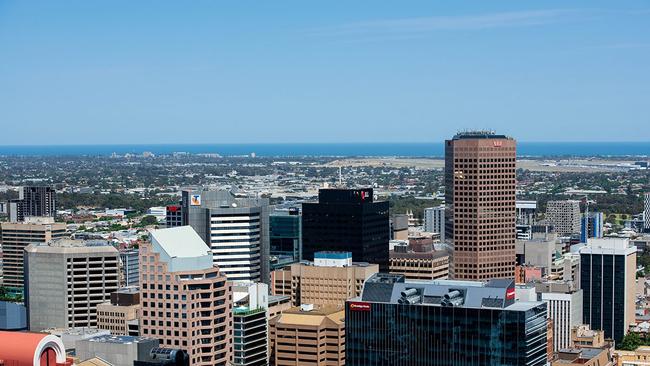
97;286;140;336
0;330;73;366
275;251;378;307
614;346;650;365
389;238;449;280
76;335;159;366
269;304;345;366
552;348;612;366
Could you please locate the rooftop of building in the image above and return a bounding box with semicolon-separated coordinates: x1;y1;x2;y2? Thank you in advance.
580;237;636;255
149;226;213;272
115;286;139;294
268;295;291;305
25;239;117;254
555;347;607;364
82;335;156;345
452;130;511;140
272;304;345;327
296;259;374;268
389;249;449;260
44;327;111;337
359;273;542;311
233;306;266;316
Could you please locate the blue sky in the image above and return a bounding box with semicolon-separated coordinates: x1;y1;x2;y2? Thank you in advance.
1;1;649;144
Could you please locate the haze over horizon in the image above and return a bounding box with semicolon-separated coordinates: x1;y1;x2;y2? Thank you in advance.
1;1;649;145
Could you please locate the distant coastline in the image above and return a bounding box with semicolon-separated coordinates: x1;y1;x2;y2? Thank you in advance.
0;142;648;157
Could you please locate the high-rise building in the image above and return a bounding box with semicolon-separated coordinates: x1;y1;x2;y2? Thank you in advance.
165;205;183;228
546;200;581;236
171;190;270;283
24;239;120;331
444;131;517;280
275;251;378;307
120;249;139;287
346;273;548;366
643;192;650;232
516;200;538;225
0;218;67;294
269;207;301;269
534;281;583;352
20;186;56;219
302;188;389;270
97;287;140;336
269;304;345;366
231;282;269;366
139;227;232;366
7;199;23;222
581;212;604;243
580;238;637;343
233;307;267;366
423;205;445;241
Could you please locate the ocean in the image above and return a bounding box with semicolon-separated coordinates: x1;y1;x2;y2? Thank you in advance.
0;142;648;157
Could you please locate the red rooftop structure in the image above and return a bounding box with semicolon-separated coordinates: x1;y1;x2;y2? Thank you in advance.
0;331;73;366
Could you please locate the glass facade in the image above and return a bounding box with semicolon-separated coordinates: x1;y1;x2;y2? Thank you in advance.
270;212;301;266
302;189;389;270
581;253;626;343
346;302;548;366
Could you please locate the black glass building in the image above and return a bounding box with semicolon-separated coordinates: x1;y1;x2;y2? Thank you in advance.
302;188;389;270
346;274;549;366
580;239;636;344
270;207;301;269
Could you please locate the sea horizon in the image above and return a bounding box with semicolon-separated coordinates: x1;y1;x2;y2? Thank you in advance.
0;141;648;157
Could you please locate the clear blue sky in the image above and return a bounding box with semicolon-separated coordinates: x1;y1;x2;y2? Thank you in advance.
1;1;649;145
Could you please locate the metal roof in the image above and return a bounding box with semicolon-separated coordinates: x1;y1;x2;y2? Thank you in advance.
150;226;210;259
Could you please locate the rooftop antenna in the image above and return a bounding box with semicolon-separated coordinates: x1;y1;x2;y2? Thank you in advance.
338;166;343;187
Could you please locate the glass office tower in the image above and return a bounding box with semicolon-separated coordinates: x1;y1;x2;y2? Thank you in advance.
269;207;301;270
302;188;389;270
346;274;548;366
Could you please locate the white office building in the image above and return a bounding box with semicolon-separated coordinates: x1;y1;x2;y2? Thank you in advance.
643;192;650;231
535;281;583;352
423;205;445;242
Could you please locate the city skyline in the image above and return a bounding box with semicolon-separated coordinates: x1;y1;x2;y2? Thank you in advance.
2;1;650;144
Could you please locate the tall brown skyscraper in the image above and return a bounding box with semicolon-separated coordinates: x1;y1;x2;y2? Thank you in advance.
445;131;516;280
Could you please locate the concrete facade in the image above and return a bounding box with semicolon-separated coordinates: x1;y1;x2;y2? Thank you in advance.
0;219;67;292
76;335;158;366
25;240;120;331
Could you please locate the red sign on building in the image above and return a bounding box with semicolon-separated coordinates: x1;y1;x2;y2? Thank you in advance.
349;302;371;312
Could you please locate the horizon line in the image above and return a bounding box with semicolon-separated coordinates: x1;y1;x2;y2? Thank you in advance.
0;141;649;147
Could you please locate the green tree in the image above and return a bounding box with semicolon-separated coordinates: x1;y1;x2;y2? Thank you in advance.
139;215;158;226
619;332;642;351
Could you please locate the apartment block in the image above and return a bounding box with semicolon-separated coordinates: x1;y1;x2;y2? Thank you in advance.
546;200;582;236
